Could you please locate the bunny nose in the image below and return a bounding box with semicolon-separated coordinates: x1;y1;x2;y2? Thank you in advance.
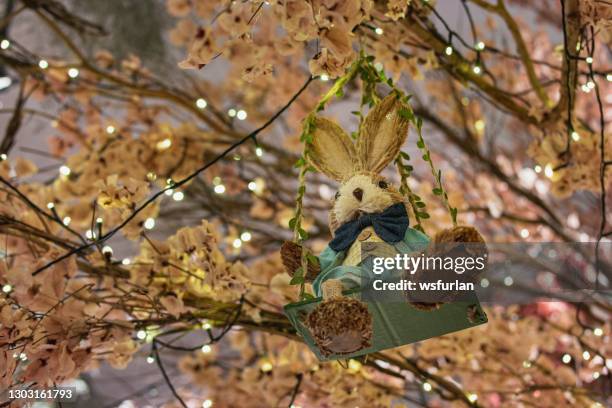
353;188;363;201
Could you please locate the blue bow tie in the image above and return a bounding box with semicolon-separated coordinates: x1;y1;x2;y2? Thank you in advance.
329;203;409;252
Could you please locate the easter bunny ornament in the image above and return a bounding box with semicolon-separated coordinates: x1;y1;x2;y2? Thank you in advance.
281;93;485;356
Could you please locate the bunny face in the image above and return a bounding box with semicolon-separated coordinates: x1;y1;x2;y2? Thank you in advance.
305;93;411;233
330;172;406;231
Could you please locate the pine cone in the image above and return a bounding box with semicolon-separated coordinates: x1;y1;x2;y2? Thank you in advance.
280;241;321;281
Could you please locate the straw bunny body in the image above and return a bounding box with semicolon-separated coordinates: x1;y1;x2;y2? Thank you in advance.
281;93;485;297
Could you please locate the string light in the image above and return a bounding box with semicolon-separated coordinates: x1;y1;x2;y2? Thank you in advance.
214;184;226;194
164;188;174;196
0;153;6;161
232;238;242;249
520;229;529;238
374;62;384;71
172;191;184;201
585;57;593;64
593;328;603;336
544;164;554;179
136;330;147;340
472;64;482;75
260;361;273;372
122;258;131;265
0;39;9;49
474;119;485;132
240;231;252;241
480;278;489;288
144;218;155;230
62;216;71;226
375;27;383;35
106;125;116;134
85;229;94;239
475;41;485;50
2;284;11;294
468;393;478;403
38;60;49;69
445;45;453;56
320;74;329;81
228;108;237;117
255;147;263;157
202;400;213;408
571;131;580;141
504;276;514;286
196;98;207;109
68;68;79;78
102;246;113;256
156;138;172;150
236;110;247;120
46;202;55;210
59;165;71;176
248;181;257;191
202;321;212;330
146;356;155;364
201;345;212;353
606;74;612;82
96;217;103;224
562;353;572;364
422;382;432;392
583;351;591;360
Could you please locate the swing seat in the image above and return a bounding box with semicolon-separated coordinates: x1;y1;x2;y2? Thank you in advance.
284;288;487;361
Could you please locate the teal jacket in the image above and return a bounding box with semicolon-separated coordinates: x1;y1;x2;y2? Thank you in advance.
312;227;430;297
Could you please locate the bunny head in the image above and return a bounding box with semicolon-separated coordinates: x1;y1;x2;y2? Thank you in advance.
307;93;411;233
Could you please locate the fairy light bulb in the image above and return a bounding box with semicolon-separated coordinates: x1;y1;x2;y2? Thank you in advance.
38;60;49;69
255;147;263;157
544;164;554;179
422;382;432;392
593;328;603;336
102;246;113;255
445;45;453;56
468;393;478;402
59;165;71;176
248;181;257;191
228;108;237;117
136;330;147;340
156;138;172;150
144;218;155;230
62;216;71;226
0;39;9;49
472;64;482;75
236;110;247;120
374;27;383;35
46;202;55;210
214;184;226;194
146;356;155;364
196;98;207;109
232;238;242;249
571;131;580;141
562;354;571;364
583;351;591;360
202;400;212;408
122;258;131;265
475;41;485;50
172;191;184;201
320;74;329;81
240;231;252;242
2;284;12;293
106;125;116;134
68;68;79;78
201;345;212;353
585;57;593;64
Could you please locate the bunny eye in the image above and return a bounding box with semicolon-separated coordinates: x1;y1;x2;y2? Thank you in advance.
378;180;388;189
335;191;340;200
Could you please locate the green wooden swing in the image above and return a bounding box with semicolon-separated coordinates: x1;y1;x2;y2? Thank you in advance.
283;55;487;361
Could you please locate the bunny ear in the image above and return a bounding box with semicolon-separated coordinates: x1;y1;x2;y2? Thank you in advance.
357;93;410;173
307;117;357;181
